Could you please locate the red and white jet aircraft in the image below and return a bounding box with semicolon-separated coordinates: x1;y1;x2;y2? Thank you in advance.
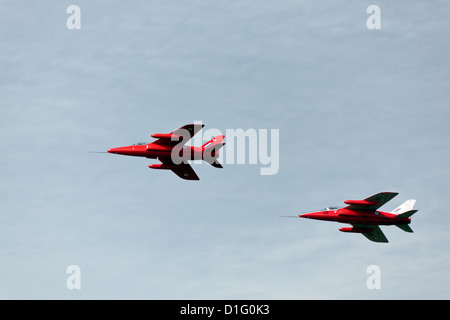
107;124;225;180
299;192;418;243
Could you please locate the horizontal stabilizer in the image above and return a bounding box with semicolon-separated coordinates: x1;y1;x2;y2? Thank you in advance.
396;224;414;233
396;209;417;219
204;158;223;168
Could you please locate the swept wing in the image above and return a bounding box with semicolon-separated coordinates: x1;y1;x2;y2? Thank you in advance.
344;192;399;211
351;224;389;243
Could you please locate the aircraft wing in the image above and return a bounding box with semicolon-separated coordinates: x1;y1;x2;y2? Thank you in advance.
171;123;204;139
344;192;399;211
151;124;205;146
159;157;200;180
351;224;389;243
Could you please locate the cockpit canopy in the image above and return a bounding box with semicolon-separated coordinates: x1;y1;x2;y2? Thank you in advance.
322;206;343;211
134;142;148;146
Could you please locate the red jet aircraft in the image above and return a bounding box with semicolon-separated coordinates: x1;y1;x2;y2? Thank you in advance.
107;124;225;180
299;192;418;243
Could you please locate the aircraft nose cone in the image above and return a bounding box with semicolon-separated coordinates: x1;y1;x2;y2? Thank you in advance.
299;211;320;219
107;146;130;155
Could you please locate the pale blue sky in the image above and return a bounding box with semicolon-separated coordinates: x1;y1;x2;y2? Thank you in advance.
1;1;449;299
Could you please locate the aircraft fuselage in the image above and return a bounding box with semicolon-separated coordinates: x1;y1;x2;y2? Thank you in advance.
108;144;205;160
300;208;411;226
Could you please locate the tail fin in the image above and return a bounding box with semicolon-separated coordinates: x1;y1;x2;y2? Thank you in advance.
391;199;416;214
202;135;225;168
202;135;225;150
395;207;417;233
393;200;417;233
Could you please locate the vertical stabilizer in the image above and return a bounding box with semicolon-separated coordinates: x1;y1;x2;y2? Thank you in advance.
391;199;416;214
202;135;225;168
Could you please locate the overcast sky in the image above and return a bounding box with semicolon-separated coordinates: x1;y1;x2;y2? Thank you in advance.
1;0;450;299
